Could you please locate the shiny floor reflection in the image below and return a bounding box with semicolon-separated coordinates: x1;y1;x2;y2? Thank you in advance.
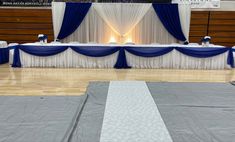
0;64;235;96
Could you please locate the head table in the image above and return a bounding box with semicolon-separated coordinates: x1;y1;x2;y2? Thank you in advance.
9;43;234;70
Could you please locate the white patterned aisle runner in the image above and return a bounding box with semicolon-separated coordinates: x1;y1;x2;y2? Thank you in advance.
100;81;173;142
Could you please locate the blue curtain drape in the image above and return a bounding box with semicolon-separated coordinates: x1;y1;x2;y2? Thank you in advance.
12;45;234;68
114;48;130;69
0;48;9;64
152;4;187;42
57;2;92;40
228;49;234;68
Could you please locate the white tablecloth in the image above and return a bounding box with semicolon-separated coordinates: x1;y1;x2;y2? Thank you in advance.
0;41;7;48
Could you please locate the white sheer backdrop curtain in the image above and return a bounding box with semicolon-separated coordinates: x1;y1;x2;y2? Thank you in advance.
93;3;151;36
52;2;66;40
178;4;191;41
63;6;120;44
125;7;177;44
52;2;191;44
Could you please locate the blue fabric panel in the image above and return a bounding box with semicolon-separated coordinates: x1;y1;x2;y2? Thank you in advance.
0;48;9;64
114;48;130;69
152;4;186;42
228;48;234;68
70;46;119;57
125;47;174;57
12;46;21;67
57;3;92;40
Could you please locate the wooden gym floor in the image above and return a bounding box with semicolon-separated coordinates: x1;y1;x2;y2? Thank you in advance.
0;63;235;96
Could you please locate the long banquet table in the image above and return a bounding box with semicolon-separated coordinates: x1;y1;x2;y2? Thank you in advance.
10;43;234;69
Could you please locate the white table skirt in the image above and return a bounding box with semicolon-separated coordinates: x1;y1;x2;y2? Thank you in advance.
20;48;119;68
126;50;230;69
12;48;231;69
